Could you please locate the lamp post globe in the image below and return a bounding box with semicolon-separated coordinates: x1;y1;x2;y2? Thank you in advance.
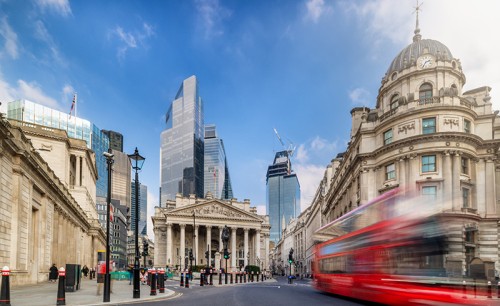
128;147;145;299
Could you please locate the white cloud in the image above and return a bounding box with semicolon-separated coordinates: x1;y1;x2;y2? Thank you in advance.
348;87;371;106
0;16;19;59
34;20;66;66
146;189;159;242
111;23;155;60
35;0;72;17
194;0;231;39
256;205;266;215
294;144;309;163
342;0;500;109
295;163;325;211
304;0;332;23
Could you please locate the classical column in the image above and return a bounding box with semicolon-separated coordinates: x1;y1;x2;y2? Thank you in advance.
485;158;496;215
231;227;237;269
244;228;249;267
206;225;212;265
265;234;269;271
166;223;172;267
180;224;186;270
442;151;452;210
194;225;199;265
452;152;461;211
219;226;224;251
255;229;261;266
398;157;406;190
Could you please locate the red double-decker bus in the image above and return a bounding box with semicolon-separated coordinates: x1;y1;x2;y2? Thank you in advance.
312;189;492;305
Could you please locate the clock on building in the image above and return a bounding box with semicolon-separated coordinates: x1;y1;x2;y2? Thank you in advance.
418;55;434;69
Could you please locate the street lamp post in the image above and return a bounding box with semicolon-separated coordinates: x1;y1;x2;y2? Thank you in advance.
128;147;145;299
103;148;114;303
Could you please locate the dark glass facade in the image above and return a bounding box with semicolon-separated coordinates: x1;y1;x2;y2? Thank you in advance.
130;181;147;235
266;151;301;243
160;76;204;205
102;130;124;152
204;124;234;199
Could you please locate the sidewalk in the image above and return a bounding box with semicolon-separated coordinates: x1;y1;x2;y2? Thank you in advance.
10;277;175;306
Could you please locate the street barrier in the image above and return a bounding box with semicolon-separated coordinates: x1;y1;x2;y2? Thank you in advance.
0;266;10;306
56;267;66;305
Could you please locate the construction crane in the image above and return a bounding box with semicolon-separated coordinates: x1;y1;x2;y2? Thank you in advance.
273;128;296;157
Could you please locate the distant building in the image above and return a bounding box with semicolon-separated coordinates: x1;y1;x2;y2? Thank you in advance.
266;151;301;243
204;124;233;200
160;75;204;205
131;181;147;236
102;130;124;152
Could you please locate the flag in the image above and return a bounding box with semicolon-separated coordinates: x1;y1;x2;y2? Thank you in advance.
69;93;77;118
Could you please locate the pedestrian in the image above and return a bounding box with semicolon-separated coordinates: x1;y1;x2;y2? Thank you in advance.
49;264;58;283
82;265;89;278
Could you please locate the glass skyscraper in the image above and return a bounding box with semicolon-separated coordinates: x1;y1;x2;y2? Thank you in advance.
204;124;233;200
7;99;109;197
266;151;301;243
131;181;148;235
160;75;204;205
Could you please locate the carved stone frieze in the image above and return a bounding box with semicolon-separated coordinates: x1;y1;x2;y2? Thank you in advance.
398;121;415;134
443;117;459;127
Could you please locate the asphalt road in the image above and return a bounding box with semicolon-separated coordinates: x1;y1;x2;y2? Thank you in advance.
140;276;367;306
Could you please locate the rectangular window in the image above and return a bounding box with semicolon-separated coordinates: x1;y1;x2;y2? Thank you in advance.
422;186;437;198
422;117;436;134
386;163;396;180
464;119;471;133
384;129;393;145
422;155;436;173
462;188;470;208
461;157;469;175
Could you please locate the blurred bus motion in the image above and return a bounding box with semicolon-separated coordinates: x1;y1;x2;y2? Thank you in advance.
312;188;495;305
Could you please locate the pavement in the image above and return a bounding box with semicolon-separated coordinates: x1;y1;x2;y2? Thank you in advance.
8;274;277;306
10;277;176;306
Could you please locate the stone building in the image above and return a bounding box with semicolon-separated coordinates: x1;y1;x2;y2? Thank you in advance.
152;193;270;272
300;24;500;276
0;115;105;286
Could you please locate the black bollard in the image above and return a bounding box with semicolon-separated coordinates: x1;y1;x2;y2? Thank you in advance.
185;270;190;289
225;272;228;285
200;269;204;286
0;266;10;306
244;272;247;283
230;273;233;284
235;272;238;284
56;267;66;306
209;270;213;285
219;271;222;285
180;271;184;287
159;269;165;293
240;273;243;283
488;281;492;299
251;271;254;282
89;268;93;280
150;269;157;295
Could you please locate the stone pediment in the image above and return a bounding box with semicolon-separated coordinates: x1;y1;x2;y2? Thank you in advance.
169;200;262;222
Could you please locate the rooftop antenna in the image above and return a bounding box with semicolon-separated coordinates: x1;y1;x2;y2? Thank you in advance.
413;0;423;42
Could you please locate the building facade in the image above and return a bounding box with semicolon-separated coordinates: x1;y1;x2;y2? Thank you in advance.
160;75;205;205
301;26;500;277
130;181;147;236
152;194;270;272
204;124;233;200
266;150;301;243
0;115;105;286
102;130;124;152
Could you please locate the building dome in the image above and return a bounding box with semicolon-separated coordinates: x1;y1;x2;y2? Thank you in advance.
386;35;453;76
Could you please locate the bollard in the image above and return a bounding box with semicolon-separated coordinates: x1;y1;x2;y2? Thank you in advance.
488;281;492;299
251;271;254;282
209;269;213;285
200;269;204;287
219;270;222;285
235;272;238;284
240;273;243;283
56;267;66;305
261;272;264;282
150;269;157;295
185;270;190;289
244;272;247;283
0;266;10;306
230;273;233;284
256;272;259;282
180;271;184;287
158;269;165;293
225;272;228;285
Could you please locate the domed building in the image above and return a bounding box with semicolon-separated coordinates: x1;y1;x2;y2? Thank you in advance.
303;21;500;279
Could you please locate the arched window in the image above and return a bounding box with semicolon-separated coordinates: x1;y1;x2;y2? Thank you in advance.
419;83;433;103
390;94;399;110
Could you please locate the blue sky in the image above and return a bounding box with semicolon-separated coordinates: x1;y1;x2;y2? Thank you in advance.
1;0;499;238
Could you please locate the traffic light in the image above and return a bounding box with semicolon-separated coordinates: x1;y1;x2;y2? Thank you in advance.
189;250;194;261
288;253;293;264
223;248;230;259
143;240;149;256
205;250;209;260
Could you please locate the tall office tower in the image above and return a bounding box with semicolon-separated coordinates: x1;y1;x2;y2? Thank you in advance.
102;130;124;152
7;99;109;198
131;181;147;235
111;150;132;210
266;150;301;243
160;75;204;205
204;124;233;199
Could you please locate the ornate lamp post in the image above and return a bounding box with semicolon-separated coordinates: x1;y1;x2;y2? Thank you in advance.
128;147;145;299
103;148;114;303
